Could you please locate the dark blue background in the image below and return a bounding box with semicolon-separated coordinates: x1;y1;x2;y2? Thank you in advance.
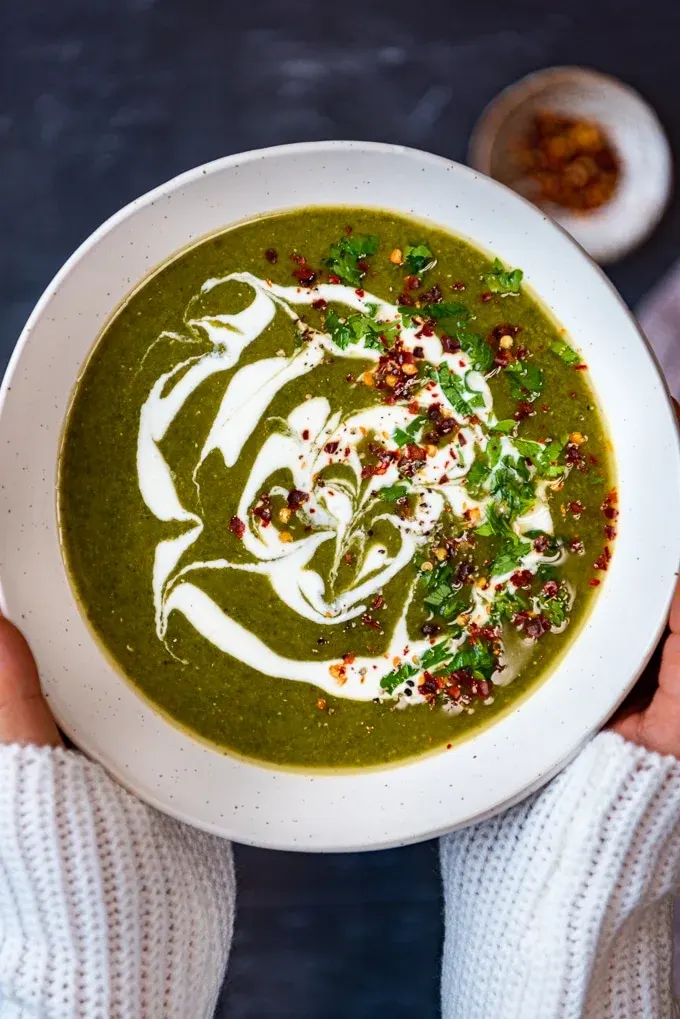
2;3;678;1016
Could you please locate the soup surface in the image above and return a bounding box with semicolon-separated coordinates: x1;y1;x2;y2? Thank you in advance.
59;208;616;768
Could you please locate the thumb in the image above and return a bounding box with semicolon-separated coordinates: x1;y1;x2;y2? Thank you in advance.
0;617;62;747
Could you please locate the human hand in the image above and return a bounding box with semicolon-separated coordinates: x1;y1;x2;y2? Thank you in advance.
0;617;62;746
611;577;680;757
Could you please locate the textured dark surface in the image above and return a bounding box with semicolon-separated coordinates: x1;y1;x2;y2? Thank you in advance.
2;2;679;1016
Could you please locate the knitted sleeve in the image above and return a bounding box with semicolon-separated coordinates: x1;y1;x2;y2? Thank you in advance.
440;731;680;1019
0;745;235;1019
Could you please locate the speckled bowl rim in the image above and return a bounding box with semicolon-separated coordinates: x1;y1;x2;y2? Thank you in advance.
1;140;679;851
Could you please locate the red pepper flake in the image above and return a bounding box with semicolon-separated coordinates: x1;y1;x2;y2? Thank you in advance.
229;515;245;539
324;441;340;454
355;288;365;298
412;346;425;359
357;259;370;273
371;594;385;610
573;364;588;371
342;652;356;665
446;742;453;749
420;283;442;303
589;578;601;587
514;612;551;639
480;291;494;303
361;613;382;630
602;490;619;521
312;297;327;310
252;492;272;527
604;524;617;541
439;473;449;485
397;291;415;306
593;545;612;572
328;273;341;284
511;570;533;588
514;401;535;422
542;579;559;598
293;264;318;285
344;551;354;565
569;500;584;516
345;224;353;235
265;248;278;264
458;432;467;447
568;537;585;554
451;282;466;291
441;335;461;354
534;533;551;553
287;489;309;511
302;429;310;440
405;274;421;291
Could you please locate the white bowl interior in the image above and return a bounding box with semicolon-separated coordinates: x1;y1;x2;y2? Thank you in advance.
1;141;679;850
470;68;672;264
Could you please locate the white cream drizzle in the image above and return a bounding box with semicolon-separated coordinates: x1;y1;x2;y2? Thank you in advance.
137;274;560;704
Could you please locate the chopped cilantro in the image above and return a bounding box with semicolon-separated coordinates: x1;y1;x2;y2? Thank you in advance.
324;234;378;286
483;258;523;295
550;338;581;366
466;454;492;497
404;242;435;274
422;301;468;323
490;419;516;434
379;483;410;502
537;581;571;627
325;307;398;352
437;364;485;417
491;537;531;577
532;437;568;479
449;639;497;681
393;415;427;447
490;456;535;520
490;587;528;625
419;640;452;670
505;359;544;402
380;661;418;694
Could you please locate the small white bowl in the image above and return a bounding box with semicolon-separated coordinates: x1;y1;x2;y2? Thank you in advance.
1;141;679;851
469;67;673;264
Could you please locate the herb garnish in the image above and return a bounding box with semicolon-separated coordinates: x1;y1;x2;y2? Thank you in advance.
325;307;399;351
550;338;581;366
324;234;378;286
483;258;523;295
404;242;436;274
379;483;410;502
393;415;427;447
436;364;485;416
505;359;544;402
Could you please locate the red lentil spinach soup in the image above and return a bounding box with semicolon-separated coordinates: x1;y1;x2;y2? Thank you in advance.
59;208;616;769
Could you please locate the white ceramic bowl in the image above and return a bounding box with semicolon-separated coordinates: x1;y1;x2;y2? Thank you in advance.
469;67;672;264
1;141;679;851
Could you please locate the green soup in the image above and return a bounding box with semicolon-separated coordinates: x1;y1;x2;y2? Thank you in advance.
59;207;616;769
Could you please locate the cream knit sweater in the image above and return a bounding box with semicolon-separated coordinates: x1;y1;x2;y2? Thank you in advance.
0;733;679;1018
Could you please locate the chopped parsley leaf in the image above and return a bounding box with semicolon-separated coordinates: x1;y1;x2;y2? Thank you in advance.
324;233;378;286
325;308;398;351
380;661;418;694
490;587;528;625
483;258;523;295
404;242;435;274
505;359;544;402
449;639;497;682
490;419;516;434
437;364;485;416
550;338;581;366
379;483;410;502
393;415;427;447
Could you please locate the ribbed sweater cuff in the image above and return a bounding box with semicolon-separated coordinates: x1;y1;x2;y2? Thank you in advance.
0;745;235;1019
440;732;680;1019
